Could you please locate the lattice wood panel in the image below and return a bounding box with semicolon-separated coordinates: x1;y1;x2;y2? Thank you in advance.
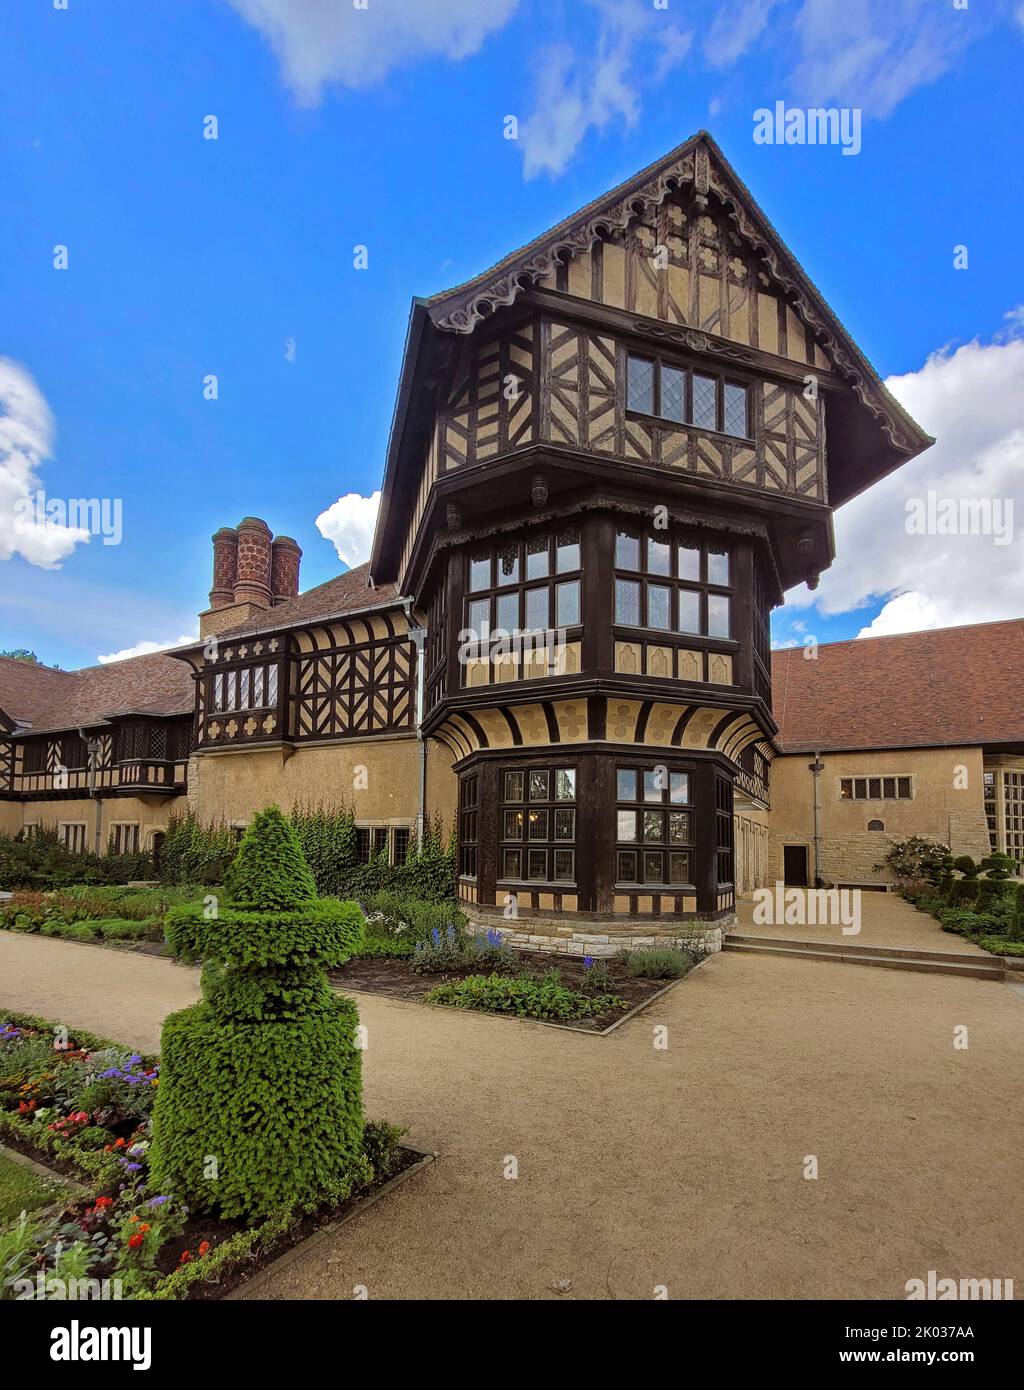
293;637;415;741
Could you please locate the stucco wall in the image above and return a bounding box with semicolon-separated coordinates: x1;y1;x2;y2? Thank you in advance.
187;734;457;831
7;795;183;852
768;746;992;884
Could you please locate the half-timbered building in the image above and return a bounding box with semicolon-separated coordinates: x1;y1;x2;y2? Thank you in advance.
5;133;1020;948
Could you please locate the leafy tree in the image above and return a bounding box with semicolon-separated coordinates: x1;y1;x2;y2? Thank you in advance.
873;835;952;887
0;649;41;663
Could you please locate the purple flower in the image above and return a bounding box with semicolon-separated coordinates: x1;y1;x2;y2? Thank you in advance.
146;1195;170;1207
583;955;594;968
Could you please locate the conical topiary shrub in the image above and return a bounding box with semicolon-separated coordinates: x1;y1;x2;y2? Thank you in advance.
149;805;367;1219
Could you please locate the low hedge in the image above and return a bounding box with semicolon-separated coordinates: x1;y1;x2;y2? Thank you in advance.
426;971;627;1021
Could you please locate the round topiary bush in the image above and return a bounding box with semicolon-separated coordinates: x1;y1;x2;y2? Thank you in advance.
149;806;367;1220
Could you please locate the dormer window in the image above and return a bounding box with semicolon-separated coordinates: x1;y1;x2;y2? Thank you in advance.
627;354;750;438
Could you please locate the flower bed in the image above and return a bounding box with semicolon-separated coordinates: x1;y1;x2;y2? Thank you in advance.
0;886;210;948
0;1010;417;1301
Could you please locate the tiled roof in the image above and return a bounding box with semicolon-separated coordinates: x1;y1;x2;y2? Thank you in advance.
771;619;1024;753
220;563;401;637
0;652;194;736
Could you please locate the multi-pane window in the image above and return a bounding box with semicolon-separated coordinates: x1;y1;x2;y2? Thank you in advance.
393;827;411;866
60;734;87;770
716;774;734;886
111;823;140;854
58;823;87;853
500;766;577;883
355;828;372;864
465;530;582;644
627;354;750;438
459;774;479;878
21;741;47;774
212;663;279;713
839;776;913;801
614;529;732;639
615;766;693;886
118;724;148;761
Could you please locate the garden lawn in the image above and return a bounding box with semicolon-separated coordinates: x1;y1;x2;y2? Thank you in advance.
0;1149;68;1222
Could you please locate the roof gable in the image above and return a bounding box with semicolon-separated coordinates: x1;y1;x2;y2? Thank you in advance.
772;619;1024;753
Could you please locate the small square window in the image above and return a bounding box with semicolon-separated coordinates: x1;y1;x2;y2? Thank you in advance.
527;849;547;880
556;529;580;573
525;587;548;632
554;769;576;800
503;810;524;839
554;809;575;840
707;548;730;586
661;365;685;423
669;772;689;804
708;594;730;638
617;810;637;842
617;769;637;801
643;851;664;883
529;770;549;801
504;771;524;802
503;848;522;879
526;536;550;579
677;590;701;635
615;530;640;570
627;355;655;414
691;373;717;430
669;852;690;884
648;584;671;630
723;382;748;438
616;578;641;626
677;543;700;581
643;770;663;802
496;592;518;634
469;553;491;591
669;811;690;844
617;850;637;882
643;810;663;841
527;809;548;840
553;849;574;881
556;580;580;627
468;598;489;640
647;537;671;575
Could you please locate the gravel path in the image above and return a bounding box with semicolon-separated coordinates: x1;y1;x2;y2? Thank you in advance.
2;915;1022;1300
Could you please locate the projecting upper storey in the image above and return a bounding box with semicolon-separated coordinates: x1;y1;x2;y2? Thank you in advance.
370;132;931;594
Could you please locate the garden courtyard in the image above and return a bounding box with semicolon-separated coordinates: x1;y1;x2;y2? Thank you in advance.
3;890;1022;1301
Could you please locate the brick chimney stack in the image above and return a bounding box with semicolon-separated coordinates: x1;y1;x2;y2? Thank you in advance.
271;535;302;605
208;526;238;610
199;516;303;639
233;516;273;609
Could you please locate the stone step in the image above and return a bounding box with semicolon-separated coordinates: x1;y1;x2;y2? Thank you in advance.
723;939;1004;981
728;933;996;968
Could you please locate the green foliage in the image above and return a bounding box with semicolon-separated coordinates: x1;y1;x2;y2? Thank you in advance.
947;877;980;907
158;811;237;886
979;853;1015;880
622;946;696;979
224;806;318;908
426;971;627;1021
361;1120;406;1182
979;936;1024;958
952;855;979;879
409;921;470;975
151;807;368;1220
872;836;952;886
0;827;154;891
975;878;1015;913
580;957;613;992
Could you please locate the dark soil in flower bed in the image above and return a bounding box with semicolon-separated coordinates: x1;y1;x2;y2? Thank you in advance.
331;952;678;1032
155;1145;426;1300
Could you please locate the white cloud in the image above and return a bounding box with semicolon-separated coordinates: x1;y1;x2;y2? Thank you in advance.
316;490;380;568
704;0;782;69
518;1;692;180
227;0;519;104
0;357;90;570
96;634;198;665
783;319;1024;638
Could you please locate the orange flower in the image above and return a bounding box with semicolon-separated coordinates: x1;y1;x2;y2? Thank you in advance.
198;1241;211;1257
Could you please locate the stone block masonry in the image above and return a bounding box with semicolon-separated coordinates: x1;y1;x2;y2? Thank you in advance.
471;917;726;957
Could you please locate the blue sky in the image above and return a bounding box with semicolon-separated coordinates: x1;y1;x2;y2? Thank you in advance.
1;0;1022;670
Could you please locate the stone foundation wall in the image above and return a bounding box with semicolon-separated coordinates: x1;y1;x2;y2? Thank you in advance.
473;916;728;957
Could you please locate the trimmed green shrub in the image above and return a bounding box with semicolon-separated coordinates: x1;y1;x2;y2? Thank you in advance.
979;853;1015;880
952;855;979;879
0;827;154;890
150;806;369;1220
947;878;980;908
979;937;1024;958
426;971;626;1021
975;879;1016;914
622;946;695;979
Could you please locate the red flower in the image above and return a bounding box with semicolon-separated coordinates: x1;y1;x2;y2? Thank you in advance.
179;1250;193;1265
198;1241;211;1257
94;1196;114;1210
128;1233;144;1249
